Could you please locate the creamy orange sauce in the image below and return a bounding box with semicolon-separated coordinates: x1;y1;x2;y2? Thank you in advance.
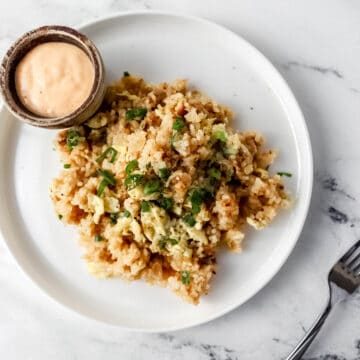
15;42;95;117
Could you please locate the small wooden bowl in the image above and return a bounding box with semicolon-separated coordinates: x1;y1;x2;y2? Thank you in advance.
0;25;105;129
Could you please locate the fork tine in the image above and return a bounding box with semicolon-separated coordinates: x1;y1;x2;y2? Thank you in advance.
353;262;360;275
340;240;360;263
347;251;360;269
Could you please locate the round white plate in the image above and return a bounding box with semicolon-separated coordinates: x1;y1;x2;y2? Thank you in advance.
0;11;312;331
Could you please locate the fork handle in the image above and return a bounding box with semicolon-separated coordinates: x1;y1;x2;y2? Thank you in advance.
285;302;331;360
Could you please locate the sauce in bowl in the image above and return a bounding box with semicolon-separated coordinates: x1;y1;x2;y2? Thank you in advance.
15;42;95;118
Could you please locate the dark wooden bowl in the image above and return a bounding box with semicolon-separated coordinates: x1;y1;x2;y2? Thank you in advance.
0;25;105;129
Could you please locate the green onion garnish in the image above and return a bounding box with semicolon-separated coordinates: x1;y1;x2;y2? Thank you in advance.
141;201;151;212
157;197;174;211
63;164;71;169
123;71;130;77
181;271;191;285
158;168;171;180
173;117;185;131
96;147;118;164
124;173;143;189
143;179;162;195
159;235;178;250
97;179;108;197
123;210;131;218
58;214;63;220
109;212;119;225
125;159;139;175
97;169;117;196
277;172;292;177
146;162;152;169
208;167;221;180
94;235;103;242
189;188;212;214
214;130;227;143
183;214;196;227
125;108;147;121
66;130;80;150
97;169;116;186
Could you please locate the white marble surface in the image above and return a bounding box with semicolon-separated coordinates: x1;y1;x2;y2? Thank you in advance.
1;1;360;359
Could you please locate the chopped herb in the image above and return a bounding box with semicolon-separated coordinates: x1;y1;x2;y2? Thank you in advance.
125;159;139;175
214;130;227;143
146;162;152;170
63;164;71;169
141;201;151;212
208;167;221;180
189;188;212;214
97;179;109;196
183;214;196;227
181;271;191;285
158;167;171;180
143;179;162;195
66;130;80;150
277;172;292;177
97;169;117;196
58;214;63;220
124;173;143;189
157;197;174;211
94;235;103;242
109;212;119;224
173;117;185;131
96;147;118;163
125;107;147;121
123;71;130;77
97;169;116;186
123;210;131;218
159;235;178;250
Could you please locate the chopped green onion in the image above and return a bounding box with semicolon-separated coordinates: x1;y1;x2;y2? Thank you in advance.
158;168;171;180
63;164;71;169
97;169;117;196
94;235;103;242
97;169;116;186
66;130;80;150
181;271;191;285
124;174;143;189
159;235;178;250
214;130;227;143
58;214;63;220
96;147;118;164
189;188;212;214
277;172;292;177
143;179;162;195
109;212;119;224
125;108;147;121
183;214;196;227
97;179;108;197
123;210;131;218
141;201;151;212
125;159;139;175
146;162;152;170
208;167;221;180
123;71;130;77
157;197;174;211
173;117;185;131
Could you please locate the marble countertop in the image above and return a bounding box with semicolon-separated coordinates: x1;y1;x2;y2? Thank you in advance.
1;1;360;359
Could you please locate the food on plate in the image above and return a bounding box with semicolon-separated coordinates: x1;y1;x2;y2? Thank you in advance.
50;74;289;304
15;42;94;117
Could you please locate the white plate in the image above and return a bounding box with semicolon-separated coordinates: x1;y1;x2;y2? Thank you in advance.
0;11;313;331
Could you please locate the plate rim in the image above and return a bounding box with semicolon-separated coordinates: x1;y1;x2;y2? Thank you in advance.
0;10;313;332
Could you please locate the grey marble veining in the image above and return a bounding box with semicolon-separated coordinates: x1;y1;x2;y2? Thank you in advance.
1;0;360;359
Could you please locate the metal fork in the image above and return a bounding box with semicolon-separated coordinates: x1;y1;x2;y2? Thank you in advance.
285;240;360;360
